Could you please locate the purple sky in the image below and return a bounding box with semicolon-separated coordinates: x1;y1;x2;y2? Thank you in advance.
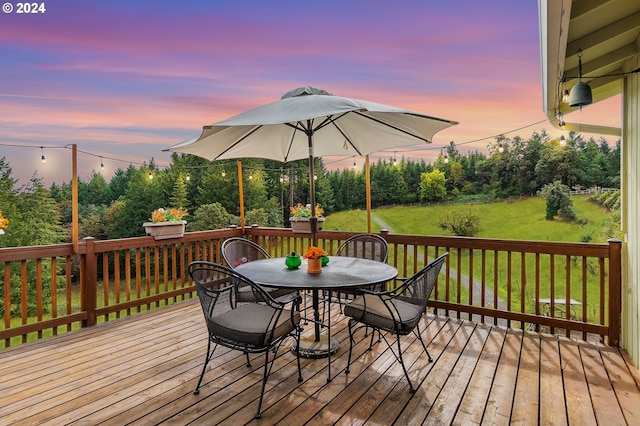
0;0;620;186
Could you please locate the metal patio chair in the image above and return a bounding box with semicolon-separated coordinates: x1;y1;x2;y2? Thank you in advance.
332;233;389;310
222;237;299;303
189;261;303;419
344;252;449;392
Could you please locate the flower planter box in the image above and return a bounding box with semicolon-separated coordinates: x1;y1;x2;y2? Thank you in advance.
290;217;325;233
143;221;186;240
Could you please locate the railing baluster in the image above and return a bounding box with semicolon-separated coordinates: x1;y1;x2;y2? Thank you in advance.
506;251;512;328
0;229;622;348
520;252;526;330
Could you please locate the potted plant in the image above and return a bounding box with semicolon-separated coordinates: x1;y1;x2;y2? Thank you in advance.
143;207;188;240
289;203;325;233
0;211;8;235
303;246;327;274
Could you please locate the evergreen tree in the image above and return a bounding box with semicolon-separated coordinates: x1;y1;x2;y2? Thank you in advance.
15;174;63;245
85;171;110;206
0;157;20;248
169;174;189;209
117;166;165;237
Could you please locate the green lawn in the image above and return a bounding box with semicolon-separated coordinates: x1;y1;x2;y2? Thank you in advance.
324;195;618;324
326;194;616;243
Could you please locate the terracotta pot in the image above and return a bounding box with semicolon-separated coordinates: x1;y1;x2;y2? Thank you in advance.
307;258;322;274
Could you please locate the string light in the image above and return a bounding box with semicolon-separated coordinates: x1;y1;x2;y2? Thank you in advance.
393;152;397;166
353;157;357;169
559;135;567;146
100;157;105;171
249;172;253;180
40;146;46;164
186;173;190;181
148;171;153;180
221;169;226;177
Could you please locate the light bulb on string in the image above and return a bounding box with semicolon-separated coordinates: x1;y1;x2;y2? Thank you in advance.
186;173;190;181
100;157;105;171
148;171;153;180
352;157;357;169
559;135;567;146
249;172;253;180
40;147;46;164
221;169;226;177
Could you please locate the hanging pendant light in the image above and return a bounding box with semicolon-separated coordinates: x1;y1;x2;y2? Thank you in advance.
569;49;592;108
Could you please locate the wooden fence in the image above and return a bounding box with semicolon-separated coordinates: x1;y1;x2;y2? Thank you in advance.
0;226;621;349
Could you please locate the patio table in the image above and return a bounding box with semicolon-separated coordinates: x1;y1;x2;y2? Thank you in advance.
235;256;397;381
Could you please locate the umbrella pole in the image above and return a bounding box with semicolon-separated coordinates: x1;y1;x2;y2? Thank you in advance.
307;124;318;246
238;161;245;233
366;154;371;233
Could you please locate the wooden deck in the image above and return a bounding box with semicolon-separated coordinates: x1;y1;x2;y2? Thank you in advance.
2;297;640;425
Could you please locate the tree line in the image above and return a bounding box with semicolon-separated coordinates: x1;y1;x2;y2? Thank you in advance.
0;130;620;248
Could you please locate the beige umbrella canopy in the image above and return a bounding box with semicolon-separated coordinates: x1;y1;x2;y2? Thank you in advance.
166;86;458;243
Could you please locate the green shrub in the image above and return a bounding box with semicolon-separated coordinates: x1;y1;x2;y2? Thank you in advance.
188;202;233;231
244;208;268;227
438;209;481;237
613;198;621;210
455;193;495;203
580;229;594;243
604;194;618;209
596;191;610;204
541;181;574;220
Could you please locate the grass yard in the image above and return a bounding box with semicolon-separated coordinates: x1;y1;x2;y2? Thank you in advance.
325;194;616;243
324;195;618;325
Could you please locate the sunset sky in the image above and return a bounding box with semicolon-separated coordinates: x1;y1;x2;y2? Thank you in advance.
0;0;621;186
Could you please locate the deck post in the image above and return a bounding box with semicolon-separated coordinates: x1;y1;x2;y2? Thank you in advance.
82;237;97;327
607;238;622;346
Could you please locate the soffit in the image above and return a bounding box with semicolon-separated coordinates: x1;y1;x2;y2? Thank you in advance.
541;0;640;134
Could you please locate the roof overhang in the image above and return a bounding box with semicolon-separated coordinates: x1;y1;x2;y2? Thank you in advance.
539;0;640;136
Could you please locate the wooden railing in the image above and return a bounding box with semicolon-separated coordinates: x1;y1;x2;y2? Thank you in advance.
0;226;622;349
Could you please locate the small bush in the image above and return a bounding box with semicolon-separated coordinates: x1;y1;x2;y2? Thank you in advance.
603;194;617;209
575;216;588;225
439;209;481;237
541;181;574;220
580;229;594;242
454;193;495;203
613;198;621;210
596;191;610;204
559;206;577;221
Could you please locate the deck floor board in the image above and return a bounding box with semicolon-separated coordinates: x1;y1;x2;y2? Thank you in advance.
1;297;638;425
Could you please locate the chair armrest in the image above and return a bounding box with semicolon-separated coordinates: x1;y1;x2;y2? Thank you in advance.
359;276;414;300
275;292;302;306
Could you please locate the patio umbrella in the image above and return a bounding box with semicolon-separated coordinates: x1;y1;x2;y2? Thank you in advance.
165;86;458;244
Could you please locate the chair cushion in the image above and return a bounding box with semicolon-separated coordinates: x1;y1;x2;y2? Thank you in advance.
209;304;300;347
344;295;423;334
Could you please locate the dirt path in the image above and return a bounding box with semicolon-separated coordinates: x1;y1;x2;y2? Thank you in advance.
371;212;508;325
